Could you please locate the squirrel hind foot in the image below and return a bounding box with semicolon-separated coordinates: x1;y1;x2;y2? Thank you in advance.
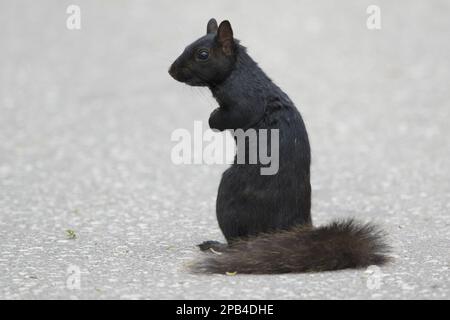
198;240;228;252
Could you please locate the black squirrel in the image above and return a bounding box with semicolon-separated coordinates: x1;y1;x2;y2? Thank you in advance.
169;19;390;274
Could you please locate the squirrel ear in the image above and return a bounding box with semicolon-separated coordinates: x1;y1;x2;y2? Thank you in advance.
207;18;218;34
217;20;234;56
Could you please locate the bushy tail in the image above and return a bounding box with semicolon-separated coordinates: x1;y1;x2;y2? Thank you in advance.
195;219;390;274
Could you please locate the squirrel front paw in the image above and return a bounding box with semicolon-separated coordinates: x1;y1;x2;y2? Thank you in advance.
208;108;226;131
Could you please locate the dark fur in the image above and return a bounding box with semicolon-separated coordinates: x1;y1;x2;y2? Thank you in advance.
196;219;390;274
169;19;390;274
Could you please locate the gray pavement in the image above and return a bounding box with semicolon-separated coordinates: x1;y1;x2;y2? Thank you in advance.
0;0;449;299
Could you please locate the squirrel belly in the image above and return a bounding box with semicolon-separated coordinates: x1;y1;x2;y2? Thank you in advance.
215;104;312;241
169;18;391;274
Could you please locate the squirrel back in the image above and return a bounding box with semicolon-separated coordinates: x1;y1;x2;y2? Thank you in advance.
169;19;390;274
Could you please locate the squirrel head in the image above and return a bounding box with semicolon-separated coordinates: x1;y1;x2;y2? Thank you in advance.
169;19;237;86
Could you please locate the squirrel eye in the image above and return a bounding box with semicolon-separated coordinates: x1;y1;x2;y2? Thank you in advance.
197;49;209;61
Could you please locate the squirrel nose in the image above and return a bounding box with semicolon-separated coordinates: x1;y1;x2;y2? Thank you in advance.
169;61;185;82
168;64;175;77
168;59;179;78
169;62;178;80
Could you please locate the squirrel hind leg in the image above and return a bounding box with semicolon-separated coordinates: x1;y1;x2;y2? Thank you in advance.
198;240;228;252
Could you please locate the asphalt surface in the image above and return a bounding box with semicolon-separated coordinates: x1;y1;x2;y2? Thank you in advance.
0;0;449;299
